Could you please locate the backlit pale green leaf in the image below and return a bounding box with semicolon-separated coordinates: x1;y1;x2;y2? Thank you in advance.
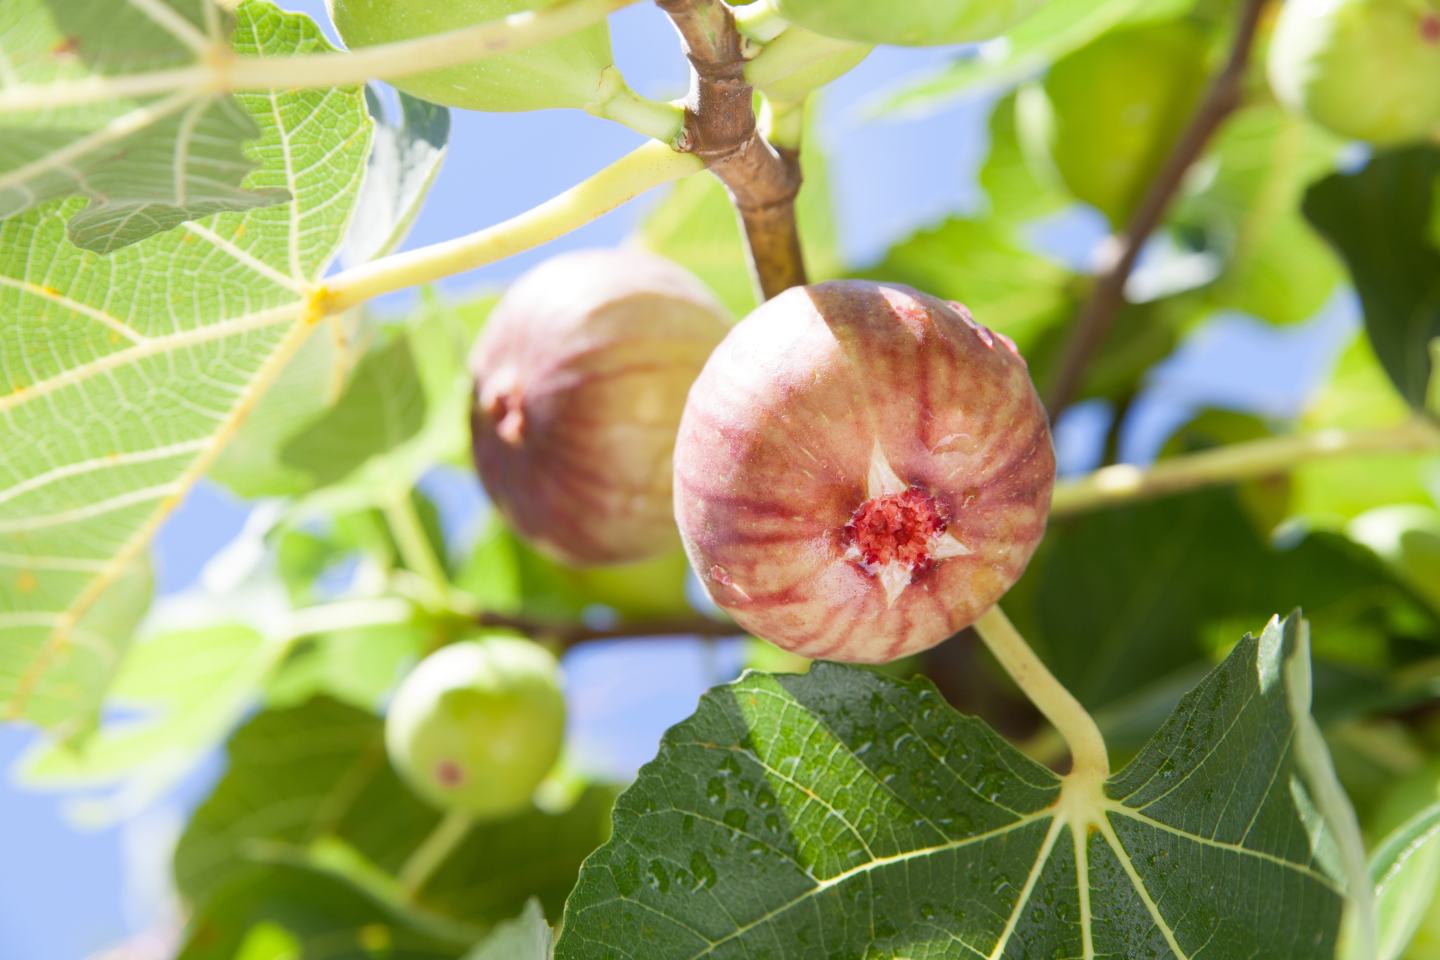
0;0;294;252
1173;104;1344;325
1373;800;1440;960
867;0;1195;117
0;0;370;729
281;335;428;486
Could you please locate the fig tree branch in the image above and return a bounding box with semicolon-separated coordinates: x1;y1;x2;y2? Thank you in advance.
1050;418;1440;516
0;0;641;113
658;0;809;300
320;141;702;313
1042;0;1269;417
476;611;744;648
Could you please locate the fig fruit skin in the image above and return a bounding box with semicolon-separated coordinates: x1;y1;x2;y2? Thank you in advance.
1038;20;1208;226
772;0;1049;45
673;280;1055;664
327;0;614;113
1269;0;1440;145
385;636;565;819
470;248;730;567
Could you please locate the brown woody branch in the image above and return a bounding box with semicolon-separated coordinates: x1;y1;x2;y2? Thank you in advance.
477;610;744;648
657;0;808;300
1043;0;1269;417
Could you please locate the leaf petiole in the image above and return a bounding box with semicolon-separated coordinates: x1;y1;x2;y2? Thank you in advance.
319;140;704;313
972;604;1109;778
397;807;474;900
1050;418;1440;517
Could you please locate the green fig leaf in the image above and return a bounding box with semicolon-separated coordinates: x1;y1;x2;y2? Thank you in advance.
339;88;450;268
464;900;553;960
1039;20;1208;227
0;0;295;253
1172;103;1345;325
176;861;474;960
1291;334;1440;524
0;0;370;730
281;334;429;487
327;0;614;113
867;0;1195;116
21;622;286;790
555;613;1370;959
209;89;449;500
773;0;1049;47
1007;489;1440;725
176;697;616;929
1372;799;1440;960
1303;146;1440;410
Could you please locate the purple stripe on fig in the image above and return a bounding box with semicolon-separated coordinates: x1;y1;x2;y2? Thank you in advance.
673;280;1055;663
469;248;731;567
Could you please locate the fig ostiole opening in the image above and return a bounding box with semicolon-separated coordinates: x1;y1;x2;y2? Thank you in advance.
841;444;973;608
674;280;1055;664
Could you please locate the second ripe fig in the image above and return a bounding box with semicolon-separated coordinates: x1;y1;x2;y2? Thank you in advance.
674;281;1055;663
470;248;729;567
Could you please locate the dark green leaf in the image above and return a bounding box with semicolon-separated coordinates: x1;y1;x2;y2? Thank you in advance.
415;786;617;926
177;697;616;930
1007;489;1440;716
555;613;1367;959
1303;146;1440;409
177;861;471;960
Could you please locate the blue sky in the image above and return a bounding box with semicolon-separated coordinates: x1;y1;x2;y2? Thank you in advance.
0;4;1360;958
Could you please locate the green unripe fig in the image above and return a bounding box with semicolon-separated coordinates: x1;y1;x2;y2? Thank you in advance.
1033;21;1208;226
385;637;565;819
1269;0;1440;145
771;0;1049;45
327;0;614;112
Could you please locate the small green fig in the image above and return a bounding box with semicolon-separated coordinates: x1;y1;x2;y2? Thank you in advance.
771;0;1049;45
673;281;1054;664
470;248;730;567
327;0;614;112
385;637;565;819
1269;0;1440;145
1032;21;1208;226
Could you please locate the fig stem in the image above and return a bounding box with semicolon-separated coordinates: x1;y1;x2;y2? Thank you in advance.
585;66;688;143
0;0;643;113
383;492;450;600
972;605;1110;778
475;610;744;648
397;808;473;900
1042;0;1270;417
658;0;809;300
321;141;703;313
1050;418;1440;517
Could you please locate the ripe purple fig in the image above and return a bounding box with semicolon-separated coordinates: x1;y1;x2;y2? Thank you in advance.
470;248;730;566
673;281;1054;663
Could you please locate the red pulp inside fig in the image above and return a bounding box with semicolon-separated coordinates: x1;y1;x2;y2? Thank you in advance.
845;487;951;572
